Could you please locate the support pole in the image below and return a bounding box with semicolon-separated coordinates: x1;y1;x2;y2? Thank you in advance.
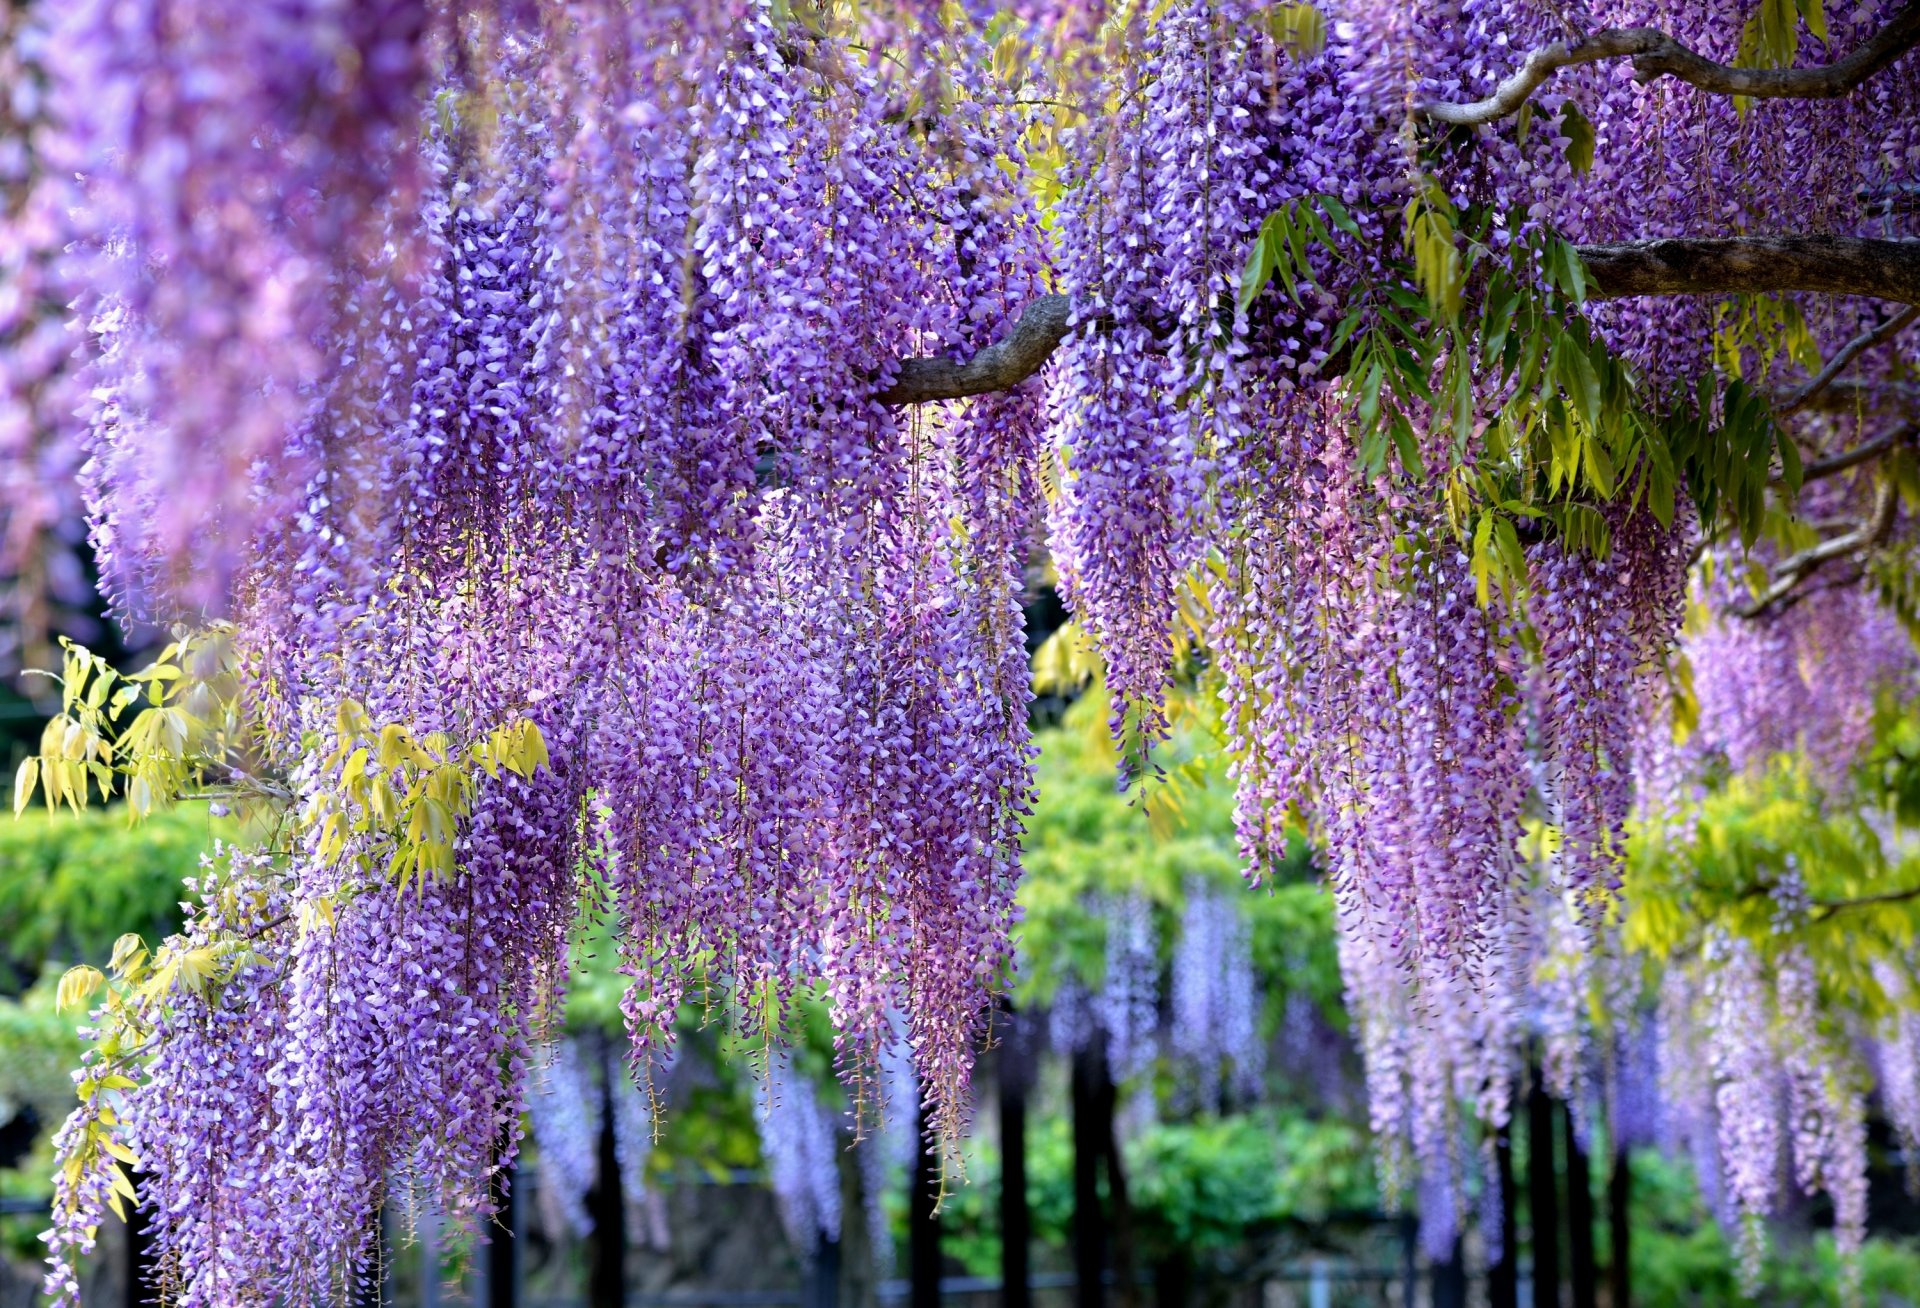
999;1006;1031;1308
1563;1105;1597;1308
1527;1073;1560;1308
123;1171;154;1308
1070;1040;1107;1308
1432;1237;1468;1308
588;1043;626;1308
487;1142;517;1308
1489;1121;1519;1308
810;1234;842;1308
910;1104;942;1308
1608;1148;1632;1308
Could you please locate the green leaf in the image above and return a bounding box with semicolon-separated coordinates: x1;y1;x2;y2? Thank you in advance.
1317;195;1361;240
1560;100;1597;176
1777;423;1804;497
14;755;39;816
1390;413;1425;481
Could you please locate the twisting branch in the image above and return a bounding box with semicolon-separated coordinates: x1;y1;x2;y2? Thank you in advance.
1736;476;1901;617
1418;1;1920;127
1776;305;1920;417
1783;378;1920;416
1782;421;1920;484
875;294;1071;405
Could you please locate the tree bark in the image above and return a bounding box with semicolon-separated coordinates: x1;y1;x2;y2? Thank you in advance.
1432;1237;1469;1308
1528;1074;1561;1308
876;296;1071;405
1100;1065;1140;1308
588;1044;627;1308
487;1141;517;1308
1417;2;1920;126
1579;236;1920;306
124;1170;156;1308
878;240;1920;405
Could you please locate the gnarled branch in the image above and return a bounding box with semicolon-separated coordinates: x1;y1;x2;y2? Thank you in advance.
1418;1;1920;127
875;294;1071;405
1784;377;1920;416
1781;421;1919;484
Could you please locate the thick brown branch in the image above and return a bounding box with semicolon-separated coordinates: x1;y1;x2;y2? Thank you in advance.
876;294;1071;405
880;240;1920;405
1580;236;1920;304
1419;2;1920;127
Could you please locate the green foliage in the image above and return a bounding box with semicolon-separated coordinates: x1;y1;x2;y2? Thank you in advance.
934;1108;1377;1277
0;805;217;989
1015;685;1331;1021
1734;0;1828;116
307;698;548;895
0;972;85;1125
1237;188;1812;585
1626;1150;1920;1307
13;630;549;903
1625;758;1920;1027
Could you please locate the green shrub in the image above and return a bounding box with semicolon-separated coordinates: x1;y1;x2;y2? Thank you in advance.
0;805;221;991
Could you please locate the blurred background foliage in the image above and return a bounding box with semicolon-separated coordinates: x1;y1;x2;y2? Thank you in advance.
0;662;1917;1302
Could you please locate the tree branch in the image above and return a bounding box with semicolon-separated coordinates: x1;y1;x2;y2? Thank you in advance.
878;240;1920;406
1736;476;1900;617
1580;236;1920;304
1785;421;1919;484
1812;883;1920;918
1782;377;1920;416
1418;2;1920;127
1776;305;1919;417
875;294;1071;405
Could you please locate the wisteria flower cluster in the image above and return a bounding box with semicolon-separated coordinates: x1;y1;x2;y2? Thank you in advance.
5;0;1920;1297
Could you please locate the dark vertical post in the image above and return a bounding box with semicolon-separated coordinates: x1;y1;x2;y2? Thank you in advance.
1489;1121;1519;1308
910;1106;942;1308
1563;1105;1596;1308
355;1208;385;1308
421;1207;443;1308
1432;1238;1467;1308
1527;1074;1560;1308
124;1171;154;1308
1607;1148;1631;1308
1398;1212;1417;1308
588;1045;626;1308
811;1234;843;1308
488;1142;517;1308
1070;1041;1106;1308
1099;1068;1139;1308
999;1006;1031;1308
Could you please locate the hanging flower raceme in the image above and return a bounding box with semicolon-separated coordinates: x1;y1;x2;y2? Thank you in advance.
755;1054;845;1255
1170;877;1263;1108
16;0;1920;1298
